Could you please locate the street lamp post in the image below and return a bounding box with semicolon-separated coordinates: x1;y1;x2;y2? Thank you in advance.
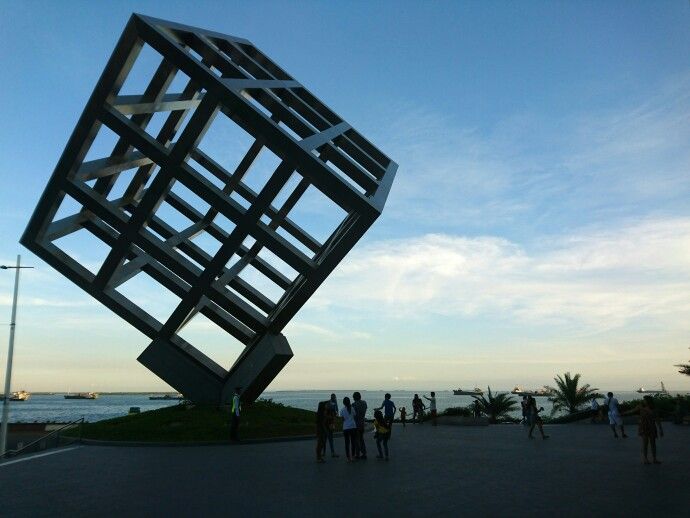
0;255;33;457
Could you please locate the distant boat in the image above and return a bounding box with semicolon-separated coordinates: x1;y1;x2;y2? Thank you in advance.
511;386;554;397
453;387;483;396
9;390;30;401
636;381;667;394
64;392;99;400
149;394;183;400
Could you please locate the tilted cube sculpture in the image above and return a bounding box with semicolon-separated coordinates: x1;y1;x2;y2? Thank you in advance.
21;14;397;404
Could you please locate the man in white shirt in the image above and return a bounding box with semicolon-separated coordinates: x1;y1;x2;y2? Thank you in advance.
424;392;438;426
605;392;627;438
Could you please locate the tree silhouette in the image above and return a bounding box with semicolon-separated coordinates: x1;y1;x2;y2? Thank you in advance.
547;372;602;415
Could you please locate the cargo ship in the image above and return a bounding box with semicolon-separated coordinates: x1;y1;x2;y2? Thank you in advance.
64;392;99;400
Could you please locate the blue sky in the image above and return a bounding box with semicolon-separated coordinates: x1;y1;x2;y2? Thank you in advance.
1;1;689;392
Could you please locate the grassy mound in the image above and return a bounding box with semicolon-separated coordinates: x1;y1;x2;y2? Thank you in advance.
64;399;318;442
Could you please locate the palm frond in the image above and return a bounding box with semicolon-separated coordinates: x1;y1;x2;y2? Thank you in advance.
548;372;601;415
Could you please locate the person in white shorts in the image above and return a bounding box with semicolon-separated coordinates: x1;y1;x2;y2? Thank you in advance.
605;392;627;438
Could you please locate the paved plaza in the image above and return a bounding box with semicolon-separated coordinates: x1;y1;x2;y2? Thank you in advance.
1;422;688;517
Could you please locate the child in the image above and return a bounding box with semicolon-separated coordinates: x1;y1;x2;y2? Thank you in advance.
400;407;407;428
373;410;391;460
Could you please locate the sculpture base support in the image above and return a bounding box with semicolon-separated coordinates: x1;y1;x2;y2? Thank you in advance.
138;333;293;404
222;333;293;404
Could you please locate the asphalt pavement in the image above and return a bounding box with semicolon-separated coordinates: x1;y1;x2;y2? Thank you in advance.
1;421;688;517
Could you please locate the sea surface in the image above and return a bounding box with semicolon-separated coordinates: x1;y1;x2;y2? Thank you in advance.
4;390;653;423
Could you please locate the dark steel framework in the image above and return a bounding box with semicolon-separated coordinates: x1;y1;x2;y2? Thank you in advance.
21;14;397;403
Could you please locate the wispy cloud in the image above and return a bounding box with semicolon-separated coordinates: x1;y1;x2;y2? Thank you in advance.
312;217;690;332
367;73;690;232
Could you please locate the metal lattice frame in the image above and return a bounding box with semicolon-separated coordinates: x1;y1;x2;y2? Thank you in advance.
21;14;397;403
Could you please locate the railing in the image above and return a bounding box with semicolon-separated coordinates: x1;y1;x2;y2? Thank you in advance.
2;417;84;459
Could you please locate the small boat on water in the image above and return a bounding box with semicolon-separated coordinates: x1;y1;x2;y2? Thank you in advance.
453;387;483;396
511;386;554;397
636;381;667;394
64;392;99;400
149;393;183;400
9;390;30;401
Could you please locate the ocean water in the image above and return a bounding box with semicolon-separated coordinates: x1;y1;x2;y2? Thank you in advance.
5;390;650;423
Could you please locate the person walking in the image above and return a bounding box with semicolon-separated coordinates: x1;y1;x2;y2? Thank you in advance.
323;393;339;457
230;386;242;442
399;407;407;428
637;396;663;464
373;410;391;460
424;392;438;426
376;393;397;430
316;401;328;463
605;392;628;438
352;391;368;459
527;396;549;440
340;396;358;462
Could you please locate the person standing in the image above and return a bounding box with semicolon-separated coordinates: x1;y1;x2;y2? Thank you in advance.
352;391;368;459
473;399;481;419
399;407;407;428
373;410;391;460
376;393;397;430
637;396;663;464
520;396;529;425
230;386;242;442
315;401;328;463
605;392;628;438
424;392;438;426
412;394;421;423
323;393;339;458
340;396;358;462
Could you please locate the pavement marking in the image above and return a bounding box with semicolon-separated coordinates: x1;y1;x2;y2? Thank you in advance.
0;445;82;467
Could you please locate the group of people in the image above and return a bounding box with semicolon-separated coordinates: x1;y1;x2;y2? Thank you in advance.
315;392;438;462
598;391;664;464
521;390;664;464
410;393;438;425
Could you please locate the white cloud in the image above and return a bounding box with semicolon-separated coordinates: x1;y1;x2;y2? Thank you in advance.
311;217;690;331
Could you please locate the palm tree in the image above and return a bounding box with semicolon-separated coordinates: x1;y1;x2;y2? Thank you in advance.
472;387;518;423
675;348;690;376
547;372;602;415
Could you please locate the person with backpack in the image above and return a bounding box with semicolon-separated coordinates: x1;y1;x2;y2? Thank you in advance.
340;396;358;462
